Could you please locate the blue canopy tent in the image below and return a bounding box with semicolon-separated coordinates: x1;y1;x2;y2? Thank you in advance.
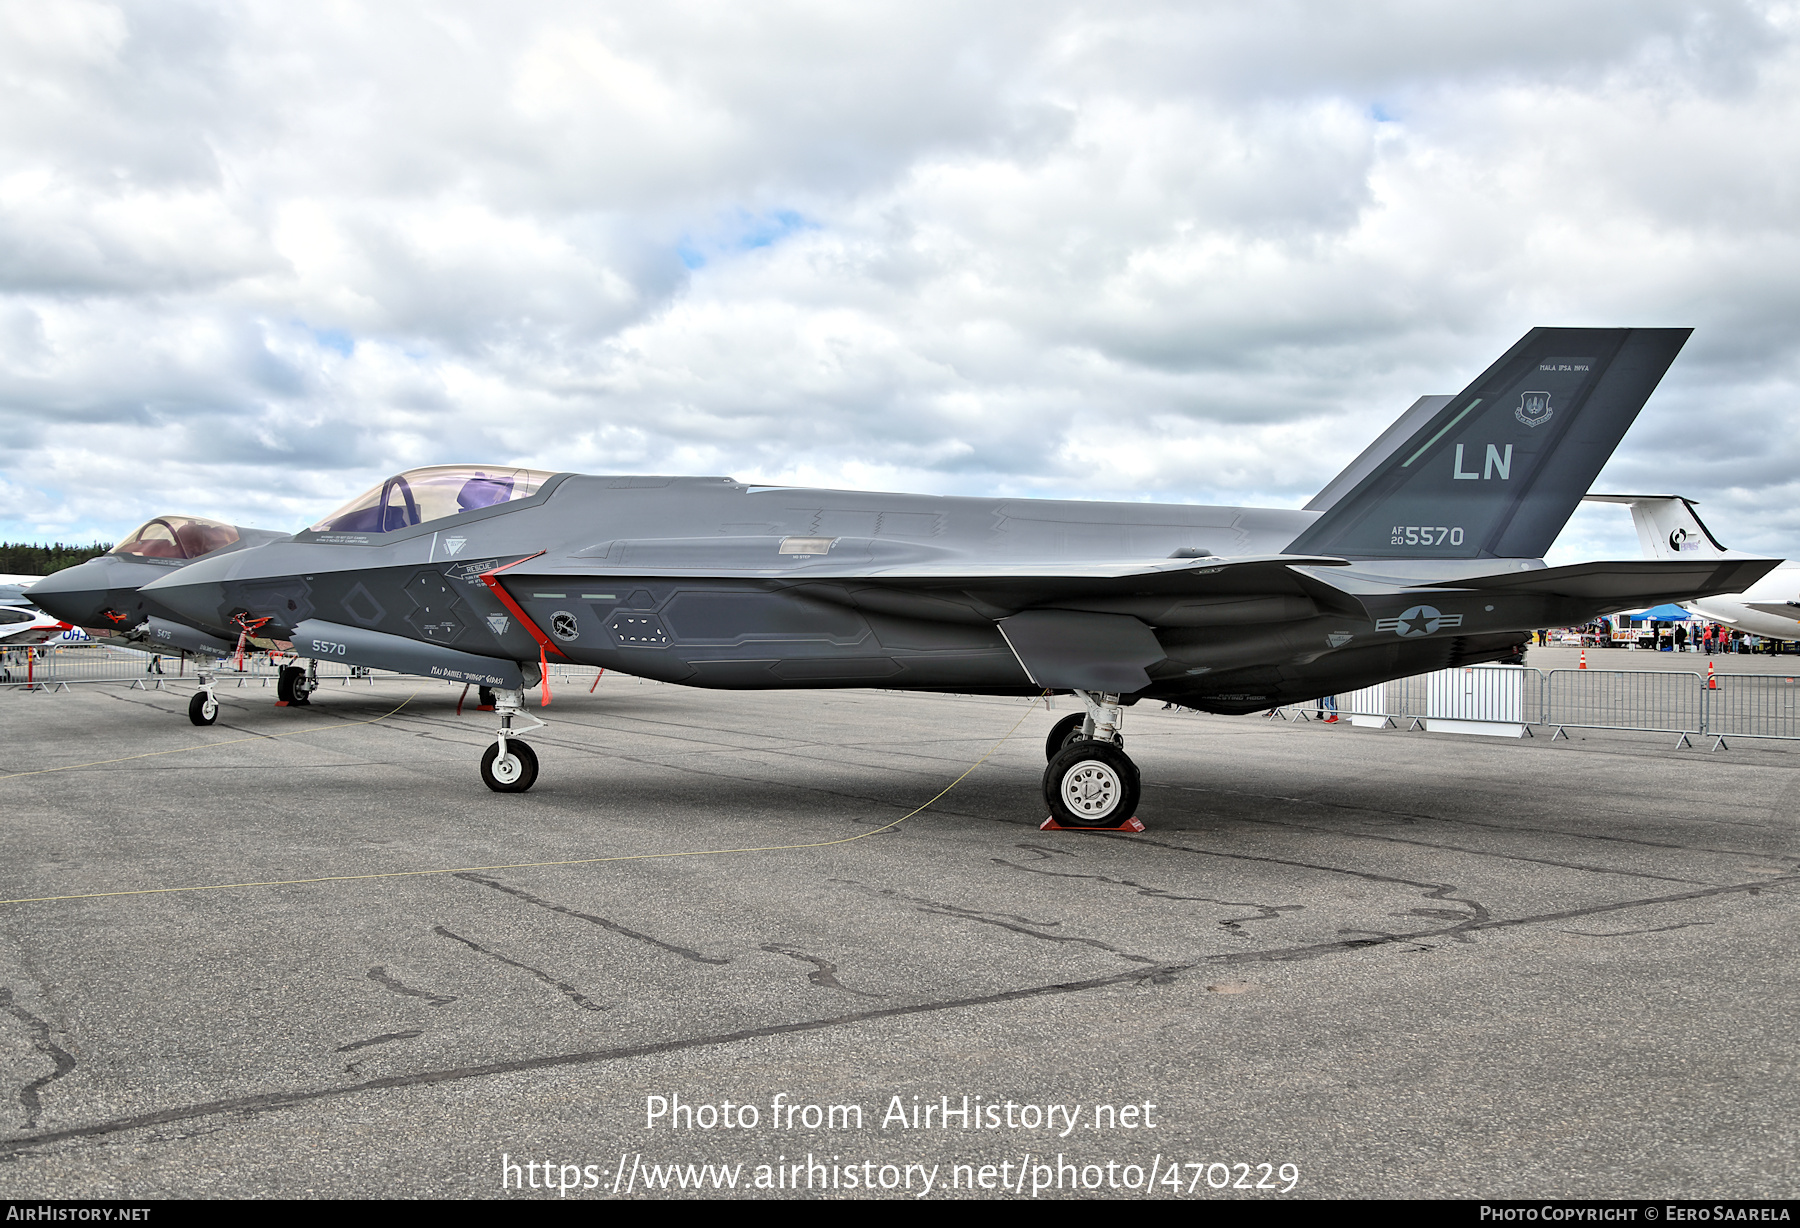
1639;603;1694;621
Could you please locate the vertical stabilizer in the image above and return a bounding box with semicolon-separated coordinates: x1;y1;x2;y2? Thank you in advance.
1583;494;1727;560
1306;395;1453;513
1285;328;1691;560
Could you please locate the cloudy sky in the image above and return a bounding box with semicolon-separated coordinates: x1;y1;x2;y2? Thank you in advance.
3;0;1798;561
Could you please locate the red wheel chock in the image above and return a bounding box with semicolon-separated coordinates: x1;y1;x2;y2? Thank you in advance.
1039;815;1146;832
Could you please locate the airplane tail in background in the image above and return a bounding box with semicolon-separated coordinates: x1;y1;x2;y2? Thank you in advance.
1287;327;1692;561
1582;494;1729;561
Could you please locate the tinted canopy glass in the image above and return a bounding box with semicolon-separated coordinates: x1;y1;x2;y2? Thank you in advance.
110;516;241;560
310;465;556;534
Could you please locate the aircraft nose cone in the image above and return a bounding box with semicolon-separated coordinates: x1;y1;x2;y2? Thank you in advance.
24;561;114;625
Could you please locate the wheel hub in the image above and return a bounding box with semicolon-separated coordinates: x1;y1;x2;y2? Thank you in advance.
1061;763;1120;818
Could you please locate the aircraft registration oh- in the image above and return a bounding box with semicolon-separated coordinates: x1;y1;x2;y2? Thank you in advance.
28;516;291;672
140;327;1778;826
0;602;80;647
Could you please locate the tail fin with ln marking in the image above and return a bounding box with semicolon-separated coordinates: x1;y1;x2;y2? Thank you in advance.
1287;327;1692;560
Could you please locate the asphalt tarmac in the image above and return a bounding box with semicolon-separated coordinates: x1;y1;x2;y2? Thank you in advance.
0;676;1795;1200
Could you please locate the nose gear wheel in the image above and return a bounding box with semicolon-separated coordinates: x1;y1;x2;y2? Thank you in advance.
481;740;539;792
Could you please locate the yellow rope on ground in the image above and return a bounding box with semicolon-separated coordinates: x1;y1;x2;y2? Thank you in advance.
0;694;1045;908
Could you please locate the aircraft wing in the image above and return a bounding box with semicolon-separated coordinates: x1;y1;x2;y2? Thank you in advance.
531;550;1361;610
552;546;1349;583
1408;558;1780;608
844;553;1351;581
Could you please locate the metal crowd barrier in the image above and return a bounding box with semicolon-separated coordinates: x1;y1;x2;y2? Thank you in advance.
1271;664;1800;750
1;644;608;693
1703;672;1800;745
0;645;394;690
1541;668;1705;745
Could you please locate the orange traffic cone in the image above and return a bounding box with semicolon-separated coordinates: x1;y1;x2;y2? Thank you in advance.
1708;660;1717;689
1579;649;1587;670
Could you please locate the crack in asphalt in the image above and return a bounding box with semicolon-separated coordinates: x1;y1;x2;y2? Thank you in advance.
1206;875;1794;964
1244;818;1705;884
1091;832;1495;932
453;874;728;966
0;962;1173;1158
431;926;607;1013
1157;785;1725;883
993;851;1303;936
0;873;1792;1158
0;988;76;1131
759;945;884;998
368;967;457;1008
829;878;1159;965
335;1030;424;1054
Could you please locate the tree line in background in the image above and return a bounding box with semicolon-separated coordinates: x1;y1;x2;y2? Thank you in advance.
0;542;113;575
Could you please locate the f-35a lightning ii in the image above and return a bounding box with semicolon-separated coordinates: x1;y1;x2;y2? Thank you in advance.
29;516;291;711
135;328;1777;825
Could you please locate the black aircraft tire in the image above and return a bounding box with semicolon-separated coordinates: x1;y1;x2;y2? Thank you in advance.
188;692;218;726
1044;712;1123;762
481;741;539;793
1045;713;1084;761
277;666;301;704
1043;740;1140;828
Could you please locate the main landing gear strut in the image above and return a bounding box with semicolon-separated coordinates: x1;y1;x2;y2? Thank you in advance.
276;659;317;707
1042;691;1141;828
480;688;543;793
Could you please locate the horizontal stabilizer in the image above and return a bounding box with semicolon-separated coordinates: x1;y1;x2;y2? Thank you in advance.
1743;603;1800;624
1414;558;1780;608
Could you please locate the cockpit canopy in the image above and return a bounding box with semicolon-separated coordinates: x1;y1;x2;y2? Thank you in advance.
310;465;556;534
110;516;241;560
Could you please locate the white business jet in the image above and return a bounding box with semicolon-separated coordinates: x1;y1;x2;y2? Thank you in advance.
1584;495;1800;638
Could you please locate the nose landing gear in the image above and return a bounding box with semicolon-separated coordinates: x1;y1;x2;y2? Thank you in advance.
480;688;543;792
188;670;219;726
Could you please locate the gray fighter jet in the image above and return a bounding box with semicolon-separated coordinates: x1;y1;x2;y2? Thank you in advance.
29;516;291;716
135;328;1776;824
